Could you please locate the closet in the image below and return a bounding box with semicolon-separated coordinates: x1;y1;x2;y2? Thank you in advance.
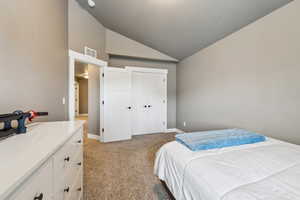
101;66;167;142
130;67;167;135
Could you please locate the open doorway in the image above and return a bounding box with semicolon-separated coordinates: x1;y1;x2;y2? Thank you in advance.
69;50;107;140
75;61;89;122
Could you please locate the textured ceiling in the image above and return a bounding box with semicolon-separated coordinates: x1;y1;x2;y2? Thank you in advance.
76;0;292;60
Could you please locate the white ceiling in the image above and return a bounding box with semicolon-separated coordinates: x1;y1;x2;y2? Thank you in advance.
76;0;292;60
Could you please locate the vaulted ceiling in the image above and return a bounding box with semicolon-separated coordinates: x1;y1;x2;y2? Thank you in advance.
76;0;292;60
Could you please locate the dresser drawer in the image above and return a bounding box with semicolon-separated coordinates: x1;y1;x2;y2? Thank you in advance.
53;129;83;178
8;160;53;200
67;170;82;200
70;128;83;146
54;128;83;200
65;147;83;186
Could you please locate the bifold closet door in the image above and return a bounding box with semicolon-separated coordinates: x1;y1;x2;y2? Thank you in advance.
132;72;167;135
103;68;132;142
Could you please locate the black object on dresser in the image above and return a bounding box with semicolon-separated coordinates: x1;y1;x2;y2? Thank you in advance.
0;110;48;139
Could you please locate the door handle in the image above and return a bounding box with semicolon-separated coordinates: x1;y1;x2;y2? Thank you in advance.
34;193;43;200
64;156;70;162
64;187;70;193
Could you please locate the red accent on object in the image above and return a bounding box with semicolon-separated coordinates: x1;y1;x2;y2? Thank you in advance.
28;110;37;121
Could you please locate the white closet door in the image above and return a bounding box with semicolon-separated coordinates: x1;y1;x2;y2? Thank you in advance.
131;72;149;135
132;72;167;135
147;73;167;133
103;68;132;142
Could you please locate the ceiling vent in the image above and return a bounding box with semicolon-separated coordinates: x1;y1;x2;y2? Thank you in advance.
84;47;97;58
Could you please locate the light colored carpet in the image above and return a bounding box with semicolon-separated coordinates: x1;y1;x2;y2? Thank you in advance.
83;130;176;200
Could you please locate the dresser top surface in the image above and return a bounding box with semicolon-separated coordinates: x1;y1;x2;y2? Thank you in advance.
0;120;84;199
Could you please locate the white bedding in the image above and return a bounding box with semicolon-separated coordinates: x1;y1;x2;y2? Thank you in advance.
154;138;300;200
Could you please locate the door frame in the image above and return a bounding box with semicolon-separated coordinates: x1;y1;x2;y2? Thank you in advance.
68;50;107;140
125;66;168;134
74;81;79;117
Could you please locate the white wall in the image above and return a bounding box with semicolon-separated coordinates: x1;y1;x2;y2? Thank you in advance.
106;29;178;62
177;1;300;144
88;65;100;135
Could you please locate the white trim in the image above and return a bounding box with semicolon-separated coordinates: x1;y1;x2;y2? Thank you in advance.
99;67;104;142
69;50;107;67
132;130;167;136
125;66;168;74
69;50;107;142
88;133;100;140
75;81;80;116
165;128;184;134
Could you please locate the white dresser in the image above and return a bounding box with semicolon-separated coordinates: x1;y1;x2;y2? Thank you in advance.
0;121;84;200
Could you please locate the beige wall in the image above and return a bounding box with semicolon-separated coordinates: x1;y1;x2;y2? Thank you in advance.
177;1;300;144
109;56;177;128
78;78;88;114
68;0;107;135
0;0;68;121
68;0;108;60
88;65;100;135
106;29;178;62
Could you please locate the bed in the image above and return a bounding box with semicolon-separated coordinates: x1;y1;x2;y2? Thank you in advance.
154;137;300;200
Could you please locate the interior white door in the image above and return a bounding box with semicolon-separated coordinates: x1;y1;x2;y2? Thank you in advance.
132;72;167;135
146;73;167;133
103;68;132;142
131;72;149;134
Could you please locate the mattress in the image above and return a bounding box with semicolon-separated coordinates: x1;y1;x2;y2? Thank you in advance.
154;138;300;200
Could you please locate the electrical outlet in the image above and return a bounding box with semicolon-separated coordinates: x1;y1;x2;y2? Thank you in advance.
183;121;186;127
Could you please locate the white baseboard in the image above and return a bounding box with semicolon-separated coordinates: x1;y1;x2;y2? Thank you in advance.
165;128;184;134
88;133;100;140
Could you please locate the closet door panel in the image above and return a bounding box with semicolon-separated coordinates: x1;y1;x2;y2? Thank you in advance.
132;71;167;135
147;73;166;133
132;72;149;135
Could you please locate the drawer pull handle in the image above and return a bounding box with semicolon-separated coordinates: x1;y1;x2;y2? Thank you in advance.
77;140;82;144
34;193;43;200
64;187;70;193
77;162;82;166
64;157;70;162
77;187;82;192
